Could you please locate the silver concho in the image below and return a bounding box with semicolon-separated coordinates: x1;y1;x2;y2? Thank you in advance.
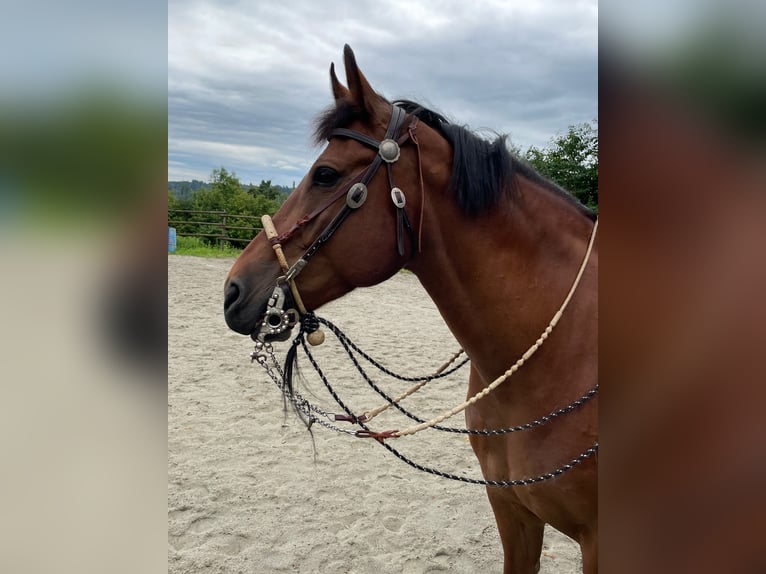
262;307;299;335
346;183;368;208
378;139;401;163
257;285;299;339
391;187;406;208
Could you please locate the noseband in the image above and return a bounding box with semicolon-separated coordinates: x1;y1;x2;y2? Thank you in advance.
255;105;420;343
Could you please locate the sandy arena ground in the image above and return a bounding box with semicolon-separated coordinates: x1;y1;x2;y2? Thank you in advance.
168;255;581;573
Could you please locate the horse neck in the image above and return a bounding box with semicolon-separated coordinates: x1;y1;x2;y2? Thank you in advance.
409;176;597;396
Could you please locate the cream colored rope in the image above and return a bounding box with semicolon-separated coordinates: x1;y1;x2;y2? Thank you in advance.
392;219;598;438
261;215;309;314
360;349;466;422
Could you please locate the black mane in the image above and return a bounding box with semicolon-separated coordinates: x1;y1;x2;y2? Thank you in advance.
313;98;596;220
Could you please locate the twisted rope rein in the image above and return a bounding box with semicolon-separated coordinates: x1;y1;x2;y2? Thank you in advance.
251;340;359;436
252;330;599;487
288;331;597;487
318;317;469;422
319;316;598;435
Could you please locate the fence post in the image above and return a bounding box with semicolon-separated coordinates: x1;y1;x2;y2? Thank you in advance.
220;212;227;249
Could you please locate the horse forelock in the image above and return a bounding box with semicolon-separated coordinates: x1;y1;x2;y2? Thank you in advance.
313;92;389;147
312;99;363;145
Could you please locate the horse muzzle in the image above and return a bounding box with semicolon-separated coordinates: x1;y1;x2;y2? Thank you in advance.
224;275;297;341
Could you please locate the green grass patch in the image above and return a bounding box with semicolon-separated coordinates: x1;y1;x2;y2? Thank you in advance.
170;236;243;258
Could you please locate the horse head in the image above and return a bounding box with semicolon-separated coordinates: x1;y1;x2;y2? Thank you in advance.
224;45;446;340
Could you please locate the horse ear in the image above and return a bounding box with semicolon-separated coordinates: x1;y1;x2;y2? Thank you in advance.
330;62;350;102
342;44;386;116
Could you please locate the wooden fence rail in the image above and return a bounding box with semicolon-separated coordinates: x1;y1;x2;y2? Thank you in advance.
168;208;262;247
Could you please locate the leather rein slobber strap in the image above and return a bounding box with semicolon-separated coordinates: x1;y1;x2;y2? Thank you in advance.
256;105;419;345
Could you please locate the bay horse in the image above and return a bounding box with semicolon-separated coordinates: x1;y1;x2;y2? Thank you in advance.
224;45;598;574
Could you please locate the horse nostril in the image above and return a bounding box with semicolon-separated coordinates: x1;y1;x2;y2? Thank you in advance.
224;280;241;311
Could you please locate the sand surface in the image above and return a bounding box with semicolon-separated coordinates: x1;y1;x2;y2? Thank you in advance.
168;255;581;573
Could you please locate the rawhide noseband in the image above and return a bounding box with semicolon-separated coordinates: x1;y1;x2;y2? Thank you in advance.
255;105;419;343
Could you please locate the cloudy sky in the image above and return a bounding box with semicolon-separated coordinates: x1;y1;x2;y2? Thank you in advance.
168;0;597;186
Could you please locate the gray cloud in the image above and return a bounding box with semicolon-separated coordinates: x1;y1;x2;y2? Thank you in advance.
168;0;597;185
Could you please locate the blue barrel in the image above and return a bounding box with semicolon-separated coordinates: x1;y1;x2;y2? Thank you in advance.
168;227;177;252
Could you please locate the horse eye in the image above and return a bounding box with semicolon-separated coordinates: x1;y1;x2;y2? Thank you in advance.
312;166;340;188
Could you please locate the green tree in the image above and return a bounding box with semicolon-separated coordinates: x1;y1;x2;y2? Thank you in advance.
188;168;245;244
168;168;288;246
525;121;598;210
248;179;283;202
192;167;241;212
168;190;181;212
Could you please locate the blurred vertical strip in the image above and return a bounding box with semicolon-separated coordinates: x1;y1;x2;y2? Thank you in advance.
600;1;766;573
0;1;167;573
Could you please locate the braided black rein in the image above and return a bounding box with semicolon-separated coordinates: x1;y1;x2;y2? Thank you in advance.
270;315;598;488
319;316;599;436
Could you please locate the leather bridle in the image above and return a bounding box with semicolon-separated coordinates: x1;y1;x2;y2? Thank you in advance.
275;105;419;280
255;105;420;342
